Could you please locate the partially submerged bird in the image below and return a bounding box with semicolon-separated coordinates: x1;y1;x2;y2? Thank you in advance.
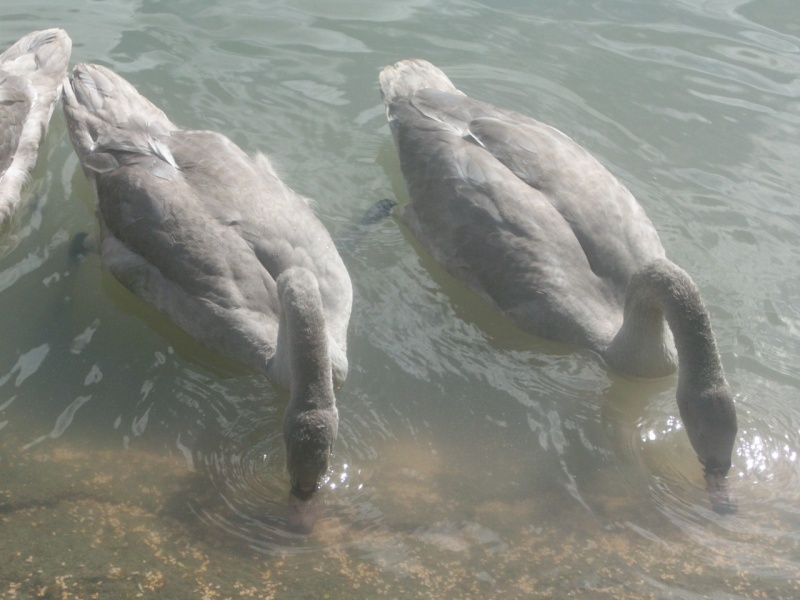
62;63;352;531
0;28;71;227
380;59;737;513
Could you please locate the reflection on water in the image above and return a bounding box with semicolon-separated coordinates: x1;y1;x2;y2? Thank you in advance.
2;0;800;596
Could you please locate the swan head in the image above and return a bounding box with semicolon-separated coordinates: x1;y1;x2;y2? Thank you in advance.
677;380;738;513
284;405;338;496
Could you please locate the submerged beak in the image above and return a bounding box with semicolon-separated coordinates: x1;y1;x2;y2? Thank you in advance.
287;490;320;534
705;470;737;515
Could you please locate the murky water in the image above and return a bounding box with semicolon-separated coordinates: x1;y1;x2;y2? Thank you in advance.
2;0;800;597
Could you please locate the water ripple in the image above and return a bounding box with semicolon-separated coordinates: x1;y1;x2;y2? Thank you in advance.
185;415;382;552
627;381;800;575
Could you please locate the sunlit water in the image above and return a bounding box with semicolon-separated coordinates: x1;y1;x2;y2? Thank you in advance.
2;0;800;597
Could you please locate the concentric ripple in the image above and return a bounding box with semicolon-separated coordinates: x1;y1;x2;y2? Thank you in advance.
174;375;387;553
625;381;800;576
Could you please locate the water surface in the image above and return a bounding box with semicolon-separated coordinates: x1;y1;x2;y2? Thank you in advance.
2;0;800;597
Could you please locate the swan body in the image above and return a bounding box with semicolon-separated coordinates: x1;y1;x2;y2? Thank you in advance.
0;29;71;226
62;64;352;506
380;59;737;511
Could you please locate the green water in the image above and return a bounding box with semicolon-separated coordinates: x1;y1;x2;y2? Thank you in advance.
2;0;800;597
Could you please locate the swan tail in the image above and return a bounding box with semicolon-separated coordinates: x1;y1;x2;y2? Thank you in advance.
62;64;178;175
379;59;463;105
0;29;71;226
64;64;174;134
0;29;71;78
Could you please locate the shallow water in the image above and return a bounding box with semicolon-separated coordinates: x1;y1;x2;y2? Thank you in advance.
2;0;800;597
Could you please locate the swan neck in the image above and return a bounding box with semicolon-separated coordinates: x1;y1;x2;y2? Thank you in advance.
274;268;335;409
649;261;723;384
605;259;724;382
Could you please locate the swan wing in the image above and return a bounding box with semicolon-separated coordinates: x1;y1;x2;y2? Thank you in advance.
165;130;353;350
0;73;29;176
381;59;673;346
63;64;282;368
462;109;665;288
386;92;619;347
404;84;665;291
63;64;351;368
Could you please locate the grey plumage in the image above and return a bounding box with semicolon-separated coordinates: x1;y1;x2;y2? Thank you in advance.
380;59;737;513
62;63;352;521
0;29;71;226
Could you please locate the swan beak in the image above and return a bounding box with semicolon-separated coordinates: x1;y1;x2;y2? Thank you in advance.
287;490;320;534
705;471;737;515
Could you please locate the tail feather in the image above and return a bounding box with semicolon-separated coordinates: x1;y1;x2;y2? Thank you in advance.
62;64;178;175
0;29;71;77
0;29;71;225
65;64;175;135
379;59;463;105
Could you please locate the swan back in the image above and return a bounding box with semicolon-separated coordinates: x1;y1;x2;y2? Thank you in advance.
380;59;667;351
62;64;352;379
0;29;71;225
